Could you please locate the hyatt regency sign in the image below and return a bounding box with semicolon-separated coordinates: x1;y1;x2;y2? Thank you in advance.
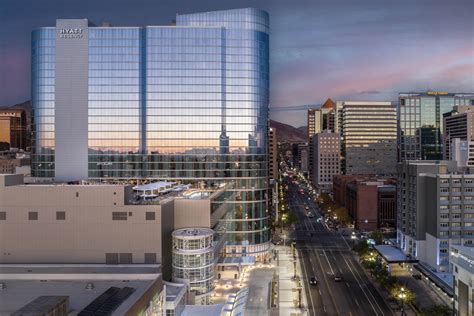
59;28;84;39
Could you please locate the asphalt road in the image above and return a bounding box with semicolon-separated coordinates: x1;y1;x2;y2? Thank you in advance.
287;181;394;316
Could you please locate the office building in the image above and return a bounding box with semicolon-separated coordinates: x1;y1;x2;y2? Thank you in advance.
443;106;474;165
268;127;277;180
398;91;474;161
296;143;309;173
307;99;335;182
341;101;397;175
311;131;340;193
450;245;474;316
0;109;27;151
333;175;396;230
31;8;270;258
397;160;474;272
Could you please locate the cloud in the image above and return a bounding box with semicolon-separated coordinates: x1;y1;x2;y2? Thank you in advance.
358;90;381;95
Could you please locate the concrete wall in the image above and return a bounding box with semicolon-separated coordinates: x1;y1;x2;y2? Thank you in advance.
54;19;89;181
424;233;439;270
0;175;163;264
173;198;211;229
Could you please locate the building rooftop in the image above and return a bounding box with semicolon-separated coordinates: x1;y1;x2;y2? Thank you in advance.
399;91;474;97
0;264;162;315
451;245;474;274
172;228;214;239
374;245;418;263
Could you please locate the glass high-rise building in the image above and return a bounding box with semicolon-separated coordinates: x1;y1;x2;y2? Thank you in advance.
31;8;270;258
398;92;474;161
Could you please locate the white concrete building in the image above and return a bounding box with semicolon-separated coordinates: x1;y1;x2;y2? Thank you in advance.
450;245;474;316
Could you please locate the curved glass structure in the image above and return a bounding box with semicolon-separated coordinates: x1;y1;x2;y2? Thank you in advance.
172;228;214;305
31;8;270;258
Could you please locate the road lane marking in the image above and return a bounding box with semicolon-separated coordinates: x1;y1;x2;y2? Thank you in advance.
313;248;340;315
341;252;380;315
299;249;316;316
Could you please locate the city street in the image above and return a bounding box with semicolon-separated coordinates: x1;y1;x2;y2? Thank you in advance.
287;180;394;316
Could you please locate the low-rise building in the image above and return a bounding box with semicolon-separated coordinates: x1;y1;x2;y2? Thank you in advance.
0;264;164;316
450;245;474;316
333;175;396;230
0;174;234;280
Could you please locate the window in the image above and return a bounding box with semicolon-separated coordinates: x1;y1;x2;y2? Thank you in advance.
145;253;157;263
112;212;127;220
0;212;5;220
56;211;66;220
105;253;119;264
28;212;38;221
119;253;133;264
146;212;156;220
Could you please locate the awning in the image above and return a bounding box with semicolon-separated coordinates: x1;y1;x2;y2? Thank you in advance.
374;245;418;263
216;256;256;266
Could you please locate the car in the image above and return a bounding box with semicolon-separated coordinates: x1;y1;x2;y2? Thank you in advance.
309;277;318;285
333;275;342;282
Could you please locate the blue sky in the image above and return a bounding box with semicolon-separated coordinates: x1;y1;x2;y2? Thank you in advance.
1;0;473;126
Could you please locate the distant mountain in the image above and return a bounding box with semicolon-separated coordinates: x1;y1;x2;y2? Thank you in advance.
270;119;307;143
297;125;307;136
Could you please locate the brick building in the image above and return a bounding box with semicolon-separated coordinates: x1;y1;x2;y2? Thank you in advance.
333;175;396;230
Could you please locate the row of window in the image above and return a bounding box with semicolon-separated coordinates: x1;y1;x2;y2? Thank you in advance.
105;252;157;264
0;211;156;221
440;187;474;193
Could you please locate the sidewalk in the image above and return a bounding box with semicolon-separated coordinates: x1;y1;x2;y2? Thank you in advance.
274;245;308;316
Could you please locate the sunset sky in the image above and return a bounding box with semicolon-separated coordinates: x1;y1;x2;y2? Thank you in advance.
1;0;473;126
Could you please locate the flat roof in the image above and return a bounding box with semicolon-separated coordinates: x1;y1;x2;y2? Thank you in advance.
181;304;224;316
133;181;176;192
172;228;214;239
0;264;162;315
217;256;256;266
374;245;418;263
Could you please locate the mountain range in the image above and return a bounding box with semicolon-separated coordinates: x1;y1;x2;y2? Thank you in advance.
270;119;307;143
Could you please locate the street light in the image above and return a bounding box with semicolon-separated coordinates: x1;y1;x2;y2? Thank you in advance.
398;287;407;316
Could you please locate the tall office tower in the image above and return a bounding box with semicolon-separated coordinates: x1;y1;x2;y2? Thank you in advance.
297;143;309;173
31;8;270;259
0;109;27;151
268;127;277;180
397;160;474;272
307;98;335;182
311;131;340;193
443;106;474;161
398;91;474;161
341;101;397;175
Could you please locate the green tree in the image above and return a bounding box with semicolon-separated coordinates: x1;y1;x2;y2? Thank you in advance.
420;304;452;316
390;284;415;305
369;230;384;245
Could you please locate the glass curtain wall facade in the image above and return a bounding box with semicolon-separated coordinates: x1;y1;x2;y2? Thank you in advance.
31;8;270;258
398;92;474;161
31;29;55;176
